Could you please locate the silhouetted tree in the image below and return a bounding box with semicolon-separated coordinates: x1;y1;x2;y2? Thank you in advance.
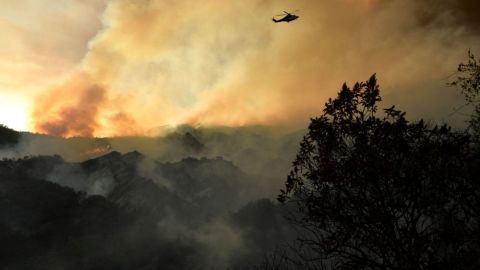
450;50;480;138
279;75;480;269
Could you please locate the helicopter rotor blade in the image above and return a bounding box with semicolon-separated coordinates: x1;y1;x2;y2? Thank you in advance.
273;10;299;17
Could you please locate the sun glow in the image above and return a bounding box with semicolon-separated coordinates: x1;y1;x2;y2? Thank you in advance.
0;95;29;131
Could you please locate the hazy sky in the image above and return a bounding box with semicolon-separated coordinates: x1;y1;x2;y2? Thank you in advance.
1;0;479;136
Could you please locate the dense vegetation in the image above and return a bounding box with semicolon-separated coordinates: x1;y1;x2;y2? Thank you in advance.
278;73;480;269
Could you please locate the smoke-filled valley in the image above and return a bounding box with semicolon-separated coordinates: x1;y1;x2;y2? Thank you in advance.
0;126;301;269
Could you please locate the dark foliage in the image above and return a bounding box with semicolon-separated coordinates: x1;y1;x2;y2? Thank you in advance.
231;199;295;262
450;50;480;137
0;124;19;148
279;75;480;269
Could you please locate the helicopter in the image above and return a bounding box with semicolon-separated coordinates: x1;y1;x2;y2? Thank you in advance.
272;11;299;23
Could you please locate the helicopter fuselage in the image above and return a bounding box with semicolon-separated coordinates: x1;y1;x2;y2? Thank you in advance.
272;12;299;23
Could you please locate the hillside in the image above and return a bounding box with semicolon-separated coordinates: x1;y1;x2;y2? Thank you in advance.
0;151;295;269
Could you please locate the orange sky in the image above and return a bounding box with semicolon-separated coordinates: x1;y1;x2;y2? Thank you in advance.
1;0;479;137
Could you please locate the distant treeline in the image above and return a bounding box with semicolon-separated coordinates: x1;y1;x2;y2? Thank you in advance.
0;124;19;147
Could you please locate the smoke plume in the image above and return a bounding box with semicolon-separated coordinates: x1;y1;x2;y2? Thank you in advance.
29;0;480;137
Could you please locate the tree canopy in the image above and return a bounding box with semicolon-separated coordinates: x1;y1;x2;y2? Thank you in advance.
450;50;480;137
279;75;480;270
